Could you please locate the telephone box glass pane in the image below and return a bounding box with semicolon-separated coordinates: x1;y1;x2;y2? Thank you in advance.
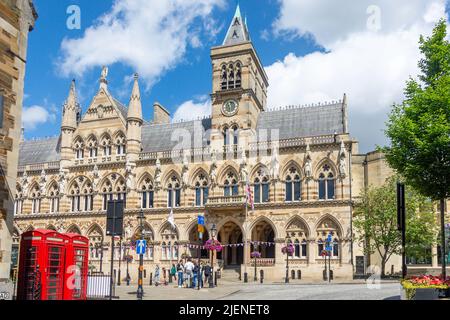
47;246;63;300
25;246;38;300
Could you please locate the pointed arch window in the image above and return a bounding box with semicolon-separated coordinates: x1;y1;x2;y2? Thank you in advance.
69;182;81;212
116;179;127;207
221;65;228;90
140;178;154;209
167;176;181;208
285;167;301;202
254;170;270;203
223;171;239;196
74;138;84;159
101;135;112;156
30;186;41;214
83;183;94;211
87;137;98;158
48;184;60;213
232;125;238;145
14;186;24;215
318;164;335;200
115;134;126;155
195;173;209;206
102;180;113;210
235;63;242;88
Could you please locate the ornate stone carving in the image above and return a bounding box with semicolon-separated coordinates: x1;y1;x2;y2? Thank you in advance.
210;151;217;187
125;159;136;191
338;141;347;179
182;150;189;188
21;170;29;196
270;143;280;181
304;143;313;180
92;165;100;191
154;158;162;190
39;169;47;193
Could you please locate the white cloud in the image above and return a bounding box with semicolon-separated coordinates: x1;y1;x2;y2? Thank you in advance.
267;0;447;152
22;105;55;130
58;0;225;88
173;97;211;122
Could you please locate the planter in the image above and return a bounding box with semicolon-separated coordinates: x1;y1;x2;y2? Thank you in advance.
401;287;443;300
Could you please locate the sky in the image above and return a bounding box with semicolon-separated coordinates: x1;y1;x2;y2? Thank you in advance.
23;0;450;153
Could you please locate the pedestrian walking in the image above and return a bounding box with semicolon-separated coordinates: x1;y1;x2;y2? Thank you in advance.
154;265;160;286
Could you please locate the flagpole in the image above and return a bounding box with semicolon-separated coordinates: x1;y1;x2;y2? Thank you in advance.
244;185;248;283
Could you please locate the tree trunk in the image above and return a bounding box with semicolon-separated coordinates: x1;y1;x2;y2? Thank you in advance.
440;198;446;279
381;257;386;277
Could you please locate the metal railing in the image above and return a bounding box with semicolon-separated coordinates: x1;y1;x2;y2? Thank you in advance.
87;272;112;299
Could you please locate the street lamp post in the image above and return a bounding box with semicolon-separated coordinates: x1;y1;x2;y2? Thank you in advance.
99;241;104;273
118;237;122;286
126;243;130;286
137;209;145;300
285;234;291;284
209;224;217;288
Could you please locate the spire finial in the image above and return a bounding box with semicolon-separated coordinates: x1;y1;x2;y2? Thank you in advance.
100;66;108;90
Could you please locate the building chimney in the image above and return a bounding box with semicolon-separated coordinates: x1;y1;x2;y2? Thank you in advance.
153;102;170;124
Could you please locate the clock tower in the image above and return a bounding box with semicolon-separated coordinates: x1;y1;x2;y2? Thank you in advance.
210;4;269;151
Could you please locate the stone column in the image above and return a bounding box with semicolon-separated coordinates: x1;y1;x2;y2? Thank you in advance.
307;239;316;265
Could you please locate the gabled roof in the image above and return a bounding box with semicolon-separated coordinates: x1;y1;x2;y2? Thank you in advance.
223;4;250;46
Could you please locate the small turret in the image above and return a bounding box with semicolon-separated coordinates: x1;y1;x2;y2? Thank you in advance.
61;79;80;163
126;73;143;160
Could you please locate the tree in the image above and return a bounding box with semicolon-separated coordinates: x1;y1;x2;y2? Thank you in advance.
354;177;436;277
383;19;450;277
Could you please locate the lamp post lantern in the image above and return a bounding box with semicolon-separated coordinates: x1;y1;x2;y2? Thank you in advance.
285;233;291;284
136;209;145;300
209;223;217;288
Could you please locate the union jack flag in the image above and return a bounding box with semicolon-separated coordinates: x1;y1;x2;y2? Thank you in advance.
245;180;254;212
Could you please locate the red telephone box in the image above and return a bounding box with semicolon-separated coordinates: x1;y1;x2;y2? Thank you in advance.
63;233;89;300
17;229;67;300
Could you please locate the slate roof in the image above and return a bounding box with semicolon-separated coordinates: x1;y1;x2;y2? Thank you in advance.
19;102;346;165
19;136;61;166
256;103;346;140
141;118;212;153
223;4;250;46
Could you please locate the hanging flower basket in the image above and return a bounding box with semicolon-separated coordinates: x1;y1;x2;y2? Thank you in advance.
205;239;223;252
321;250;330;257
281;244;295;256
251;251;261;258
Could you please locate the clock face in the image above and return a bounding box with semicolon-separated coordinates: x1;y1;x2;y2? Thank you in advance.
222;99;238;117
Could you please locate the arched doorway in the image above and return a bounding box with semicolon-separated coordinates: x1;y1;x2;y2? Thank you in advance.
251;220;275;259
188;226;209;259
217;221;243;267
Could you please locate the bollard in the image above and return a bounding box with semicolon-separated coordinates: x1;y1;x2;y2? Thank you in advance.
330;270;334;281
150;272;153;286
323;269;327;281
291;270;295;280
260;270;264;284
243;272;248;283
214;272;218;286
297;270;301;280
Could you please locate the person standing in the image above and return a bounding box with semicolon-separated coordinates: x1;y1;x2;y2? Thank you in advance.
176;260;184;288
204;262;211;286
184;258;194;288
170;263;177;283
192;262;199;289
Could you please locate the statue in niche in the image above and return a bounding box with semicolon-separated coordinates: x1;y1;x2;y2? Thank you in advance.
21;170;29;196
304;144;313;179
338;141;347;179
125;160;135;191
154;158;162;189
270;144;280;181
39;169;47;193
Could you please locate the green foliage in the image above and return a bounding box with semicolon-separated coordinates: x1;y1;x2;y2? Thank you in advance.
354;176;436;275
383;19;450;201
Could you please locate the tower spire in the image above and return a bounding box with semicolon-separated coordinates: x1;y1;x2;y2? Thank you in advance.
127;73;143;122
223;3;250;46
62;79;79;130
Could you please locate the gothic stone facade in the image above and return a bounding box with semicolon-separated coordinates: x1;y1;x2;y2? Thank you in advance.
0;0;36;281
12;7;392;281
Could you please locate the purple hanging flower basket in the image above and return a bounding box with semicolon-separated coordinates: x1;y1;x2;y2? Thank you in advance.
281;244;295;256
205;239;223;252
